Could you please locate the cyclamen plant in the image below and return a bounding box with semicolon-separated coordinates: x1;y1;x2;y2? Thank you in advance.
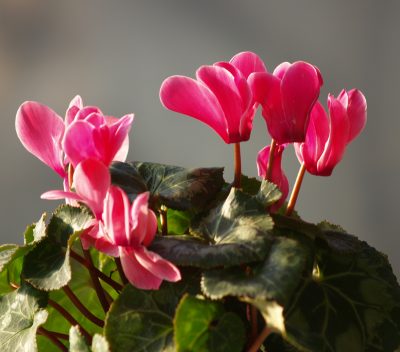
1;52;399;352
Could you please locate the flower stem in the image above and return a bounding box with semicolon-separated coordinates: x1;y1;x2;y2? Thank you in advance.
115;257;128;286
247;325;272;352
233;142;242;188
37;327;68;352
82;246;110;313
63;285;104;328
286;163;306;216
68;163;74;190
160;205;168;236
250;306;259;342
48;299;92;342
70;250;123;291
265;139;277;182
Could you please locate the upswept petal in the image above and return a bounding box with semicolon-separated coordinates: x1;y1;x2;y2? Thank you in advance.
73;159;110;219
134;246;181;282
273;62;291;80
160;75;229;142
66;95;83;126
104;115;133;162
129;192;157;246
197;65;243;141
63;120;98;167
94;236;119;257
120;247;163;290
75;106;103;122
345;89;367;144
103;186;131;247
229;51;267;79
280;61;322;142
41;190;83;202
316;95;350;176
16;101;66;177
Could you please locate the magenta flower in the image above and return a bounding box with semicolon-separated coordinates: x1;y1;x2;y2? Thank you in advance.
257;144;289;211
42;159;181;290
294;89;367;176
249;61;323;143
15;96;133;181
159;51;266;143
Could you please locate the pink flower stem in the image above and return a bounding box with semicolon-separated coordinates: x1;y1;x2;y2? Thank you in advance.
286;163;306;216
37;327;68;352
115;257;128;286
81;247;110;313
70;249;123;291
63;285;104;328
247;325;272;352
265;139;277;182
233;143;242;188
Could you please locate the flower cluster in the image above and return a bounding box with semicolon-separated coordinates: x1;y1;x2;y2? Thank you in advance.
16;96;180;289
160;51;367;206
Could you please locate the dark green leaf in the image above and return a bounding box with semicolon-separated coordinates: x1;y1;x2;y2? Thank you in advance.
165;209;193;235
150;188;274;268
22;205;92;291
104;284;175;352
240;175;261;195
0;282;48;352
110;161;224;210
202;235;312;303
256;180;282;208
174;295;246;352
283;229;400;351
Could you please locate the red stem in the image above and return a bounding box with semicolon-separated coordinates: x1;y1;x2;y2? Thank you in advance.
233;143;242;188
247;325;272;352
63;286;104;328
38;327;68;352
286;163;306;216
265;139;277;182
70;249;123;291
115;257;128;286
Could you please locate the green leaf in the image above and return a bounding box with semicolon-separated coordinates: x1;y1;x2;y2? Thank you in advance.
174;295;246;352
165;209;194;235
283;229;400;351
69;326;90;352
151;188;273;268
110;161;224;210
240;175;261;195
202;235;313;303
0;282;48;352
24;213;47;245
104;284;176;352
256;180;283;208
22;205;92;291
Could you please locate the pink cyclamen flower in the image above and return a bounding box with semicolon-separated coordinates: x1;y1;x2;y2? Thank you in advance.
42;159;181;290
294;89;367;176
159;51;266;143
249;61;323;144
257;144;289;211
15;96;134;182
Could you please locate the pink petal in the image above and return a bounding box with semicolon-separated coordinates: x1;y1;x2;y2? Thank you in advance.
16;101;66;177
105;116;131;162
75;106;103;122
41;190;83;202
197;65;244;141
345;89;367;144
316;95;350;176
281;61;322;142
120;247;163;290
103;186;131;247
94;237;120;257
134;246;181;283
63;120;98;167
229;51;267;79
93;114;134;165
273;62;291;80
160;75;229;142
129;192;158;246
65;95;83;126
73;159;111;218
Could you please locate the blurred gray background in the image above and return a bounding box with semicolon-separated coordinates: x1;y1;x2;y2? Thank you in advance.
1;0;399;278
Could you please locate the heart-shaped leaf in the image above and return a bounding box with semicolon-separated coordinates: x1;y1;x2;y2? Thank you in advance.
150;188;274;268
0;282;48;352
174;295;246;352
22;205;92;291
110;161;224;211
